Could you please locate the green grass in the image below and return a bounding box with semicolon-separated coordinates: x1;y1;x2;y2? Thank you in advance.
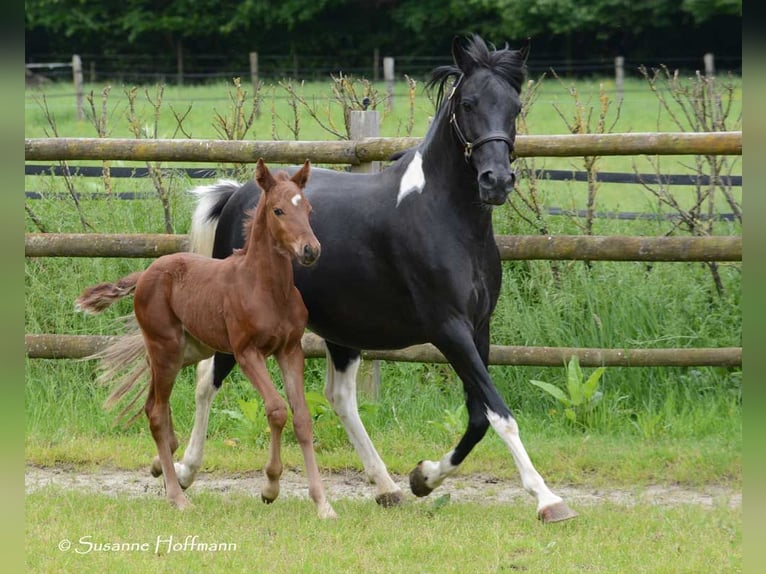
26;489;741;573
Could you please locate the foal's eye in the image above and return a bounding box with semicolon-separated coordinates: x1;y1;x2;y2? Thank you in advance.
461;100;474;112
273;208;285;216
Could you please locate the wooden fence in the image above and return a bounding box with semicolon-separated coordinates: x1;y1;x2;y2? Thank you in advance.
24;130;742;367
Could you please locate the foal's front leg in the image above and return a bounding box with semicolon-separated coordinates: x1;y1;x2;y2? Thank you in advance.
277;344;337;519
235;347;289;505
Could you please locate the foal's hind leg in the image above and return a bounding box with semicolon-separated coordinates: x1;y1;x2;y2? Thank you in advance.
151;356;222;488
235;347;289;505
277;344;337;519
144;344;189;509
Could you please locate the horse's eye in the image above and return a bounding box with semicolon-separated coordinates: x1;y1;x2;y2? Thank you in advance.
273;208;285;216
461;100;473;112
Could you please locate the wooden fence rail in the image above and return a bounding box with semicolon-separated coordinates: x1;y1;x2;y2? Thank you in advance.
24;333;742;367
25;233;742;262
25;131;742;165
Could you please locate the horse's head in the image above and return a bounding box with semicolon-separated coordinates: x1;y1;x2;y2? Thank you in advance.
255;158;321;266
435;35;529;206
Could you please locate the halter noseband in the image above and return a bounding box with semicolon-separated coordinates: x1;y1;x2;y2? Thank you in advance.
447;74;513;162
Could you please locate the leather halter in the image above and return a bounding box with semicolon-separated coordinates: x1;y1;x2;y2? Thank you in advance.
447;74;513;162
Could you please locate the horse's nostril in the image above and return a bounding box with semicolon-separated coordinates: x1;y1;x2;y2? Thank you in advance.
480;171;497;187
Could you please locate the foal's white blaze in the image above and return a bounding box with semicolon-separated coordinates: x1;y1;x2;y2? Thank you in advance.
396;151;425;206
291;194;302;206
485;409;563;511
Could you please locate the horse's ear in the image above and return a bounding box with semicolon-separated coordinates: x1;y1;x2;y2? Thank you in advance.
518;38;531;64
255;158;276;192
291;159;311;189
451;35;473;74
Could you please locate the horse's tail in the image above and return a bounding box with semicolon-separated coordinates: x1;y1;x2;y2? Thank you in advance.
87;315;150;425
188;179;241;256
75;271;142;314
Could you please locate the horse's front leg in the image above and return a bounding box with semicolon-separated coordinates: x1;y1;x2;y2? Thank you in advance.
324;342;403;507
235;347;288;504
410;319;577;523
276;343;337;519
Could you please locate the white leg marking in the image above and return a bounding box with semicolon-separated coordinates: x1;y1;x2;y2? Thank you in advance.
396;151;425;206
176;357;218;488
486;410;563;512
418;450;458;491
324;348;401;499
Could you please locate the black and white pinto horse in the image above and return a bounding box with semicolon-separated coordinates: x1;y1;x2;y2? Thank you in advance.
169;35;576;522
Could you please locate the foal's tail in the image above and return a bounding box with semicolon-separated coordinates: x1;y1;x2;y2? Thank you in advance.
75;271;142;314
75;272;149;424
92;318;150;425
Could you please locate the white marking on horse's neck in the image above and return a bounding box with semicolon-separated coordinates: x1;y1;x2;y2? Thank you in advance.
291;194;302;206
396;151;425;207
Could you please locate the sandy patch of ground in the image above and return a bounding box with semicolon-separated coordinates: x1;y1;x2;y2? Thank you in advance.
25;464;740;509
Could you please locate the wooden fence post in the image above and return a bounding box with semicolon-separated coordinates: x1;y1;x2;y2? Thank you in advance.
349;109;382;399
71;54;83;121
373;48;380;82
615;56;624;102
383;57;395;112
704;53;715;77
250;52;261;118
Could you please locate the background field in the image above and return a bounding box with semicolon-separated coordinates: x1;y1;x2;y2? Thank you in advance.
25;74;742;572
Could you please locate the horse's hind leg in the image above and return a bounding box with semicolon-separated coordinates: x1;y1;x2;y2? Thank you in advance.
235;347;288;505
324;342;402;507
277;344;337;519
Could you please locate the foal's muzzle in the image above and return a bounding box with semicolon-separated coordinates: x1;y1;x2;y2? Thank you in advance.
298;242;321;267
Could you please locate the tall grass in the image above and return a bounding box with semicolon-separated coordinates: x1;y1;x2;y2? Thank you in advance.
24;75;741;486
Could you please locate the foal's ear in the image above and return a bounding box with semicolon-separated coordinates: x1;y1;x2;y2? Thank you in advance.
255;158;276;192
291;159;311;189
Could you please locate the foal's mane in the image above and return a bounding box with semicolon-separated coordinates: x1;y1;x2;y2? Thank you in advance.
426;34;527;111
235;170;293;256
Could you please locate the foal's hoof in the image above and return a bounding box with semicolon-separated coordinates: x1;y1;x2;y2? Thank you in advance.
150;457;162;478
261;493;277;505
409;462;434;498
538;502;578;523
375;490;404;507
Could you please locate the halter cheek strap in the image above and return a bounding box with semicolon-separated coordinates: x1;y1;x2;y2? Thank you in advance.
447;75;513;161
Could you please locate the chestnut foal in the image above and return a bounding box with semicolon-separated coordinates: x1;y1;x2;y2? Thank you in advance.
76;159;336;519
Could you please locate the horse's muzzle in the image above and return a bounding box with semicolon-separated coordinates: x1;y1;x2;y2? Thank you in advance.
479;169;515;205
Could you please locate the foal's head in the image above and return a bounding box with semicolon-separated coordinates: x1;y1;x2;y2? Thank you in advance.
255;158;320;266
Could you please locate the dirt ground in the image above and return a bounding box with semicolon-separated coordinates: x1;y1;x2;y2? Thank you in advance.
25;464;741;509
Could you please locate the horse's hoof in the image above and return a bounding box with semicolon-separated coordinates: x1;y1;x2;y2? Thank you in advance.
375;490;404;507
409;462;434;498
538;502;578;523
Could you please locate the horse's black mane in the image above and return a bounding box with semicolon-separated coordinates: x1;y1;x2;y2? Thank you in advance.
426;34;527;111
